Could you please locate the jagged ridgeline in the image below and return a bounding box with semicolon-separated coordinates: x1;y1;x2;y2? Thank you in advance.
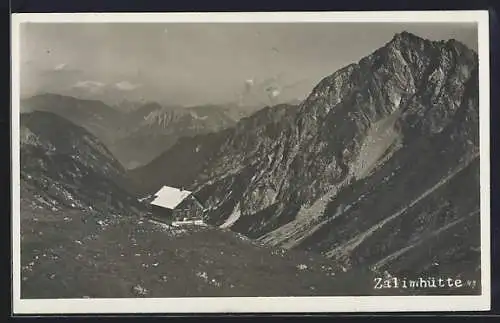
130;32;480;280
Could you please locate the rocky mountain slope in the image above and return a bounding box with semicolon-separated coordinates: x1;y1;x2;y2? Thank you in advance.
130;31;481;284
20;110;144;216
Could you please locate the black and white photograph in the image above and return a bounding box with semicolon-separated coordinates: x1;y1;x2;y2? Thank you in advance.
11;11;491;313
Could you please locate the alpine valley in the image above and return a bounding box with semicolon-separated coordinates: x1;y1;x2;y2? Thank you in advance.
19;31;482;298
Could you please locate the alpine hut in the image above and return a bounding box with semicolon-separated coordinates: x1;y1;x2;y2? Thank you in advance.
149;185;205;224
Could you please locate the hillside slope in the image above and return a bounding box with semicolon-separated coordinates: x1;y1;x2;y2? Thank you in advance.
20;110;145;229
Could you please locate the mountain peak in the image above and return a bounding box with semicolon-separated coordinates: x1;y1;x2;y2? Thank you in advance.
388;31;428;49
392;30;420;40
389;31;475;55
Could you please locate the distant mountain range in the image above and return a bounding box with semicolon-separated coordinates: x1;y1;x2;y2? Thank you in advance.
130;31;481;282
21;94;263;169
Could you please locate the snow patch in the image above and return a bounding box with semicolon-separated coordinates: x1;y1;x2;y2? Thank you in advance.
220;202;241;229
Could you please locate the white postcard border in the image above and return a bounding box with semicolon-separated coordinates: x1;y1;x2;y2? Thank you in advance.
11;10;491;314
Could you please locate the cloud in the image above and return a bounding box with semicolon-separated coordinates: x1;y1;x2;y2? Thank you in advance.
73;80;106;93
115;81;141;91
54;63;67;71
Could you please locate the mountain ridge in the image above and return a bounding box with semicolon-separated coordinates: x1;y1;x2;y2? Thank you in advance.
20;94;261;169
129;31;480;280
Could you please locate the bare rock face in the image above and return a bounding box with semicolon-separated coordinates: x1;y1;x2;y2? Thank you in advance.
130;32;480;280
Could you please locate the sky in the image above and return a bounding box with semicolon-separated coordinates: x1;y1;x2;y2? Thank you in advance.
19;22;478;108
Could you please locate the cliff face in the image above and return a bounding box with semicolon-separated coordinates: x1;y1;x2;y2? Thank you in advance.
130;32;480;280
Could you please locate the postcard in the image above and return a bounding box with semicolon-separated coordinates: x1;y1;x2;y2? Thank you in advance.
11;10;491;314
